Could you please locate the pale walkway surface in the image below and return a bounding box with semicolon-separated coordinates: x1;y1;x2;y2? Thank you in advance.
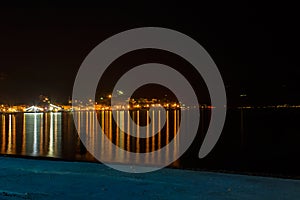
0;157;300;199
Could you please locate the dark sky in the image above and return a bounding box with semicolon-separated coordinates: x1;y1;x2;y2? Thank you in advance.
0;1;299;105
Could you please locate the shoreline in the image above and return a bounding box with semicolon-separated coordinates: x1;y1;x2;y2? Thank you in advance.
1;154;299;181
1;156;300;199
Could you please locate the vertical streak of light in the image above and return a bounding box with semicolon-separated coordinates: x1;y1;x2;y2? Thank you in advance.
93;112;96;147
158;110;161;164
101;111;104;157
77;112;81;136
85;112;89;148
177;109;180;130
44;113;49;155
54;113;58;154
146;110;149;163
174;110;177;159
116;111;119;147
40;114;44;155
106;111;109;139
115;111;119;162
135;111;139;164
132;112;136;151
120;111;125;149
90;112;93;135
1;115;6;153
76;112;81;155
48;113;53;156
165;110;169;165
119;111;124;161
90;112;94;153
174;110;177;135
12;115;16;154
146;111;149;153
33;114;37;155
132;111;136;162
108;111;112;162
152;110;155;152
56;113;62;156
166;110;169;143
127;111;130;160
7;115;12;153
158;110;161;149
105;111;109;161
136;111;140;153
22;114;26;155
95;111;98;141
177;110;180;150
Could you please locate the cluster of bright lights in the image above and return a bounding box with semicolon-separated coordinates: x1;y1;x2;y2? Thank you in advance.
24;106;44;112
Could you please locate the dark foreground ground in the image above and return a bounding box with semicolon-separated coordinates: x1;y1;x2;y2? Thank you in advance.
0;157;300;200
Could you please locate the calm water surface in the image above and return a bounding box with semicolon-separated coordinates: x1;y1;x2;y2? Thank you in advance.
0;110;188;168
2;109;300;177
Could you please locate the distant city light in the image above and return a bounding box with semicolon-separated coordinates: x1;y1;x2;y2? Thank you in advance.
116;90;124;95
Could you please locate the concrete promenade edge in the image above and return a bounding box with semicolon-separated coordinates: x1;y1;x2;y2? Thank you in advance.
1;157;300;200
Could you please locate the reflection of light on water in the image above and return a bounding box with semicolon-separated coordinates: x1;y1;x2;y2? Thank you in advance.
33;113;38;155
54;113;58;154
6;114;16;154
85;112;88;146
125;111;130;162
22;114;26;154
98;110;178;166
90;112;94;150
47;113;62;157
12;115;16;153
101;111;104;157
24;113;43;156
1;115;5;153
136;111;140;153
120;111;125;150
152;110;155;152
174;110;177;161
116;111;119;147
146;111;149;153
96;110;177;166
39;114;44;154
0;110;181;167
7;115;12;153
165;110;169;162
108;111;112;158
158;110;161;162
49;113;54;156
118;111;125;161
126;111;130;160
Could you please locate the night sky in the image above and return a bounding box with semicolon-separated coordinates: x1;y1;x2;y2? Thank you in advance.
0;1;299;105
